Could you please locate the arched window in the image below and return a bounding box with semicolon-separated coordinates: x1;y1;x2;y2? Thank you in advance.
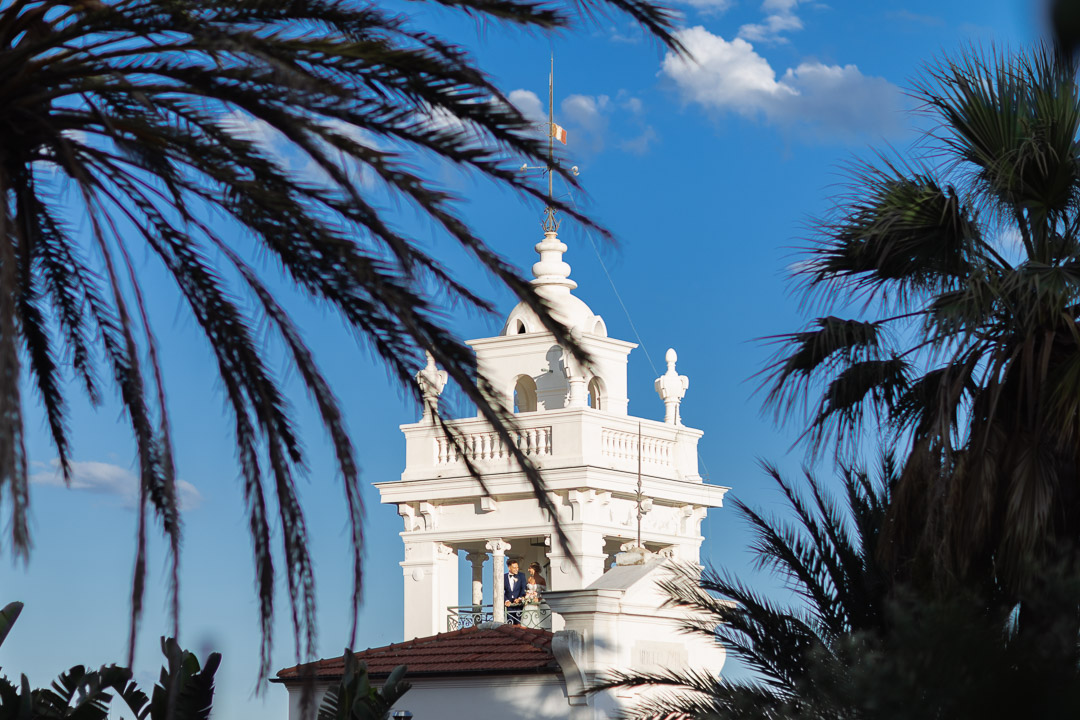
516;319;528;334
514;375;538;413
587;377;605;410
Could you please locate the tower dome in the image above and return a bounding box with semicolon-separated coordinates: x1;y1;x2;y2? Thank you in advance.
501;210;607;337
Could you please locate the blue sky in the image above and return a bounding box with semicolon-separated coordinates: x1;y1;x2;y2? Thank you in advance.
0;1;1043;718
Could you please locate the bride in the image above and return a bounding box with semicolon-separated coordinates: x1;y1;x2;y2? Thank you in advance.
525;562;546;603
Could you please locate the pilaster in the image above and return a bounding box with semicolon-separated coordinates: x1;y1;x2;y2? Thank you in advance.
401;540;455;640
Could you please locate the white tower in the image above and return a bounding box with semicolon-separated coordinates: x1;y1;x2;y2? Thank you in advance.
375;213;728;640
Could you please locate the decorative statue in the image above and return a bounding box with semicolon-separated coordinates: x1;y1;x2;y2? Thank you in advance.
416;351;448;419
654;347;689;425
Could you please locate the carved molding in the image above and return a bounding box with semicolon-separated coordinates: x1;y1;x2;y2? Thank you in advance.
485;538;511;555
397;503;420;532
418;501;438;531
551;630;588;706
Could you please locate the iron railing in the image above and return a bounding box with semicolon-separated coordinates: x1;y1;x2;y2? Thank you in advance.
446;603;552;631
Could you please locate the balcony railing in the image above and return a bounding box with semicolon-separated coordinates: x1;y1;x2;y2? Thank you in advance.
435;427;552;465
601;427;674;467
446;603;552;631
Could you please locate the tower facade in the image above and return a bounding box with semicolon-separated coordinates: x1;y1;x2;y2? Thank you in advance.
375;218;727;640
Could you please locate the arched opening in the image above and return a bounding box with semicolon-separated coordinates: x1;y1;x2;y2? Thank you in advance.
587;376;605;410
516;319;528;334
513;375;538;413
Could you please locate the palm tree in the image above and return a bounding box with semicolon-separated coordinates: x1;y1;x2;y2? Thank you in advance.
0;0;680;678
762;46;1080;602
0;601;220;719
601;457;894;719
605;458;1080;720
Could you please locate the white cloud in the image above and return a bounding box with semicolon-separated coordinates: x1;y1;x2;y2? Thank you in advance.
670;0;735;13
662;29;796;115
662;26;905;141
220;109;381;189
562;94;610;130
621;96;644;115
31;459;203;511
779;61;904;138
739;12;803;42
619;126;658;155
763;0;799;10
508;89;655;156
508;89;546;124
562;94;615;154
608;26;645;44
738;0;810;44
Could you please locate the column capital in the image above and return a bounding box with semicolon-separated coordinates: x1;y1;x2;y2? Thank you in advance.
465;551;488;565
485;539;511;555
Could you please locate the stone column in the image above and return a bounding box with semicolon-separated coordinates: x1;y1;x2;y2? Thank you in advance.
466;551;486;608
436;543;458;632
564;353;588;408
486;539;510;622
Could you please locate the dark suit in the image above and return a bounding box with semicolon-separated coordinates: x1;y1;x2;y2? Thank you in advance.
504;571;527;624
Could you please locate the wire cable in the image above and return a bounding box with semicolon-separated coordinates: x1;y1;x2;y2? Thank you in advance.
559;177;715;482
559;179;660;377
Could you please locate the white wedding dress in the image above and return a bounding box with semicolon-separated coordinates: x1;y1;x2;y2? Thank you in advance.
524;582;542;603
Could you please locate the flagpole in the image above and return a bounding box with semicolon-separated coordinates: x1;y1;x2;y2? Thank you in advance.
548;53;555;202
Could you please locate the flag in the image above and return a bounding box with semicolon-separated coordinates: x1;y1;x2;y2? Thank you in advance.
551;123;567;144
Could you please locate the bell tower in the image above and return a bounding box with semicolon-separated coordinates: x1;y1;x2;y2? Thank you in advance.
375;210;727;640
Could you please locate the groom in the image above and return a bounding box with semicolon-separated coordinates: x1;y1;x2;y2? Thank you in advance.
503;559;527;624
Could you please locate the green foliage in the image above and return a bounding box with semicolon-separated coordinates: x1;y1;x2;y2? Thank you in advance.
0;603;22;650
144;638;220;720
316;650;410;720
0;0;680;679
606;459;1080;720
0;604;217;720
763;46;1080;598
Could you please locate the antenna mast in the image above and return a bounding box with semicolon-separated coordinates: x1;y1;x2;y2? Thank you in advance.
548;53;555;202
519;54;577;231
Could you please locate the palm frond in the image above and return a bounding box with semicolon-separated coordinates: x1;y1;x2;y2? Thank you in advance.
0;0;679;680
609;458;897;719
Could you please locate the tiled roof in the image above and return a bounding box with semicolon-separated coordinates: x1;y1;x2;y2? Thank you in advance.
275;624;558;682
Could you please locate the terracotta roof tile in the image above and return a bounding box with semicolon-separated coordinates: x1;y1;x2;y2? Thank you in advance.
275;624;557;682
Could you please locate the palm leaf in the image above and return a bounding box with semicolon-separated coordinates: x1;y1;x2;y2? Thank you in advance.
0;0;680;681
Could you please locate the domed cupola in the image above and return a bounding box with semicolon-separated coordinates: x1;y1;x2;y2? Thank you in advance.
502;209;607;337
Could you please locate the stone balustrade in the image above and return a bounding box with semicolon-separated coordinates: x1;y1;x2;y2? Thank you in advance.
600;428;674;467
435;427;552;465
400;407;703;483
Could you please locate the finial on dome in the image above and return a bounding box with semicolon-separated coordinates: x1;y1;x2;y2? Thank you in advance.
531;218;576;291
542;206;560;234
655;347;689;425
